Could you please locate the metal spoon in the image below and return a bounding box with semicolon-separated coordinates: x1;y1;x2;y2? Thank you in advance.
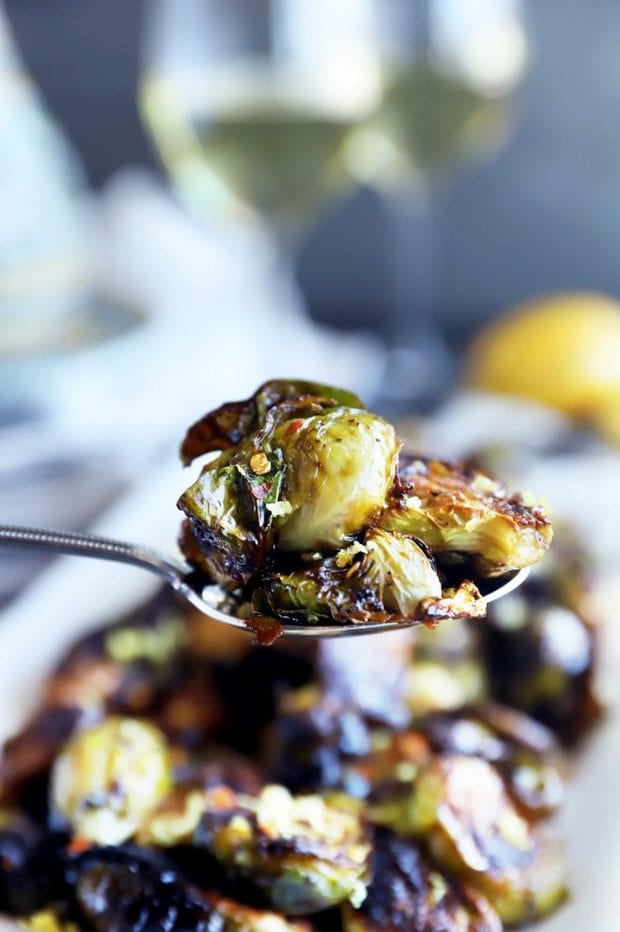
0;523;530;638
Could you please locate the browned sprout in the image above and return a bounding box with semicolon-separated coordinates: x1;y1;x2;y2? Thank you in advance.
343;828;501;932
51;718;172;845
482;545;603;745
193;784;371;915
380;457;553;578
371;754;567;925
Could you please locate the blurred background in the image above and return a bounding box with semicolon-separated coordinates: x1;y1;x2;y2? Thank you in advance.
1;7;620;928
0;0;619;605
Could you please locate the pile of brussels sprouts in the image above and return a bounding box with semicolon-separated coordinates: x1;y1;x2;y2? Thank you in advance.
178;380;553;630
0;582;573;929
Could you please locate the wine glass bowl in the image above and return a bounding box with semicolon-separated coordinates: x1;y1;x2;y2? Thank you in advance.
139;0;382;224
347;0;528;187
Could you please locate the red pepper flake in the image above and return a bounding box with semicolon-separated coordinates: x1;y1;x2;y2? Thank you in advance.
250;482;271;500
68;837;92;854
284;419;304;436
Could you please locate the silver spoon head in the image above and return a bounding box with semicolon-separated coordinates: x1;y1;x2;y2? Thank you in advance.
173;566;531;639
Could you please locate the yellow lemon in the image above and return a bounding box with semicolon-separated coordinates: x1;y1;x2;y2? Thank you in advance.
467;292;620;415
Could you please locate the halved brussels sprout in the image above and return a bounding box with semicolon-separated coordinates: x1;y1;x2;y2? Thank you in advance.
374;754;567;925
68;846;217;931
257;529;485;627
179;387;398;589
483;583;603;746
380;457;553;577
51;717;172;845
416;707;563;821
342;827;501;932
273;409;399;552
257;529;441;625
193;784;370;915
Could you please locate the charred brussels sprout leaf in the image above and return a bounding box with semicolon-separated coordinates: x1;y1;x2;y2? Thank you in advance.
51;718;172;845
381;457;553;577
68;847;220;931
193;784;370;915
181;379;364;465
343;827;501;932
178;450;284;590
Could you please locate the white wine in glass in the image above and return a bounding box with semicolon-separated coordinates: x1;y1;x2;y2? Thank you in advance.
139;0;381;223
350;1;528;185
344;0;528;408
141;68;377;221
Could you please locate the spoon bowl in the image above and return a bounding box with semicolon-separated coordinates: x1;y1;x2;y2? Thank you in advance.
0;524;530;638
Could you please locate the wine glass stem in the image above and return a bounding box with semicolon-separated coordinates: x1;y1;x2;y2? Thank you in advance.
380;182;448;410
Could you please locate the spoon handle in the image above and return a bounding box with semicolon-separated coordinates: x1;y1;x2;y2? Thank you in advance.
0;523;188;583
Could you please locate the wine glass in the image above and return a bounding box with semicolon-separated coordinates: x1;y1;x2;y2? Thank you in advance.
139;0;381;239
349;0;528;409
139;0;527;409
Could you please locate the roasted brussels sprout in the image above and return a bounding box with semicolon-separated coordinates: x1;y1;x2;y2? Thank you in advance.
267;687;373;794
416;707;563;820
257;529;440;625
482;578;603;745
179;380;400;594
256;529;485;627
194;784;370;915
380;457;553;577
0;809;61;916
51;718;172;845
180;408;398;589
272;408;398;552
374;754;567;925
343;827;501;932
66;846;219;931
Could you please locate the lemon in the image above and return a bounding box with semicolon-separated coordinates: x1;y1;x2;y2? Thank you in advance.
467;293;620;416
